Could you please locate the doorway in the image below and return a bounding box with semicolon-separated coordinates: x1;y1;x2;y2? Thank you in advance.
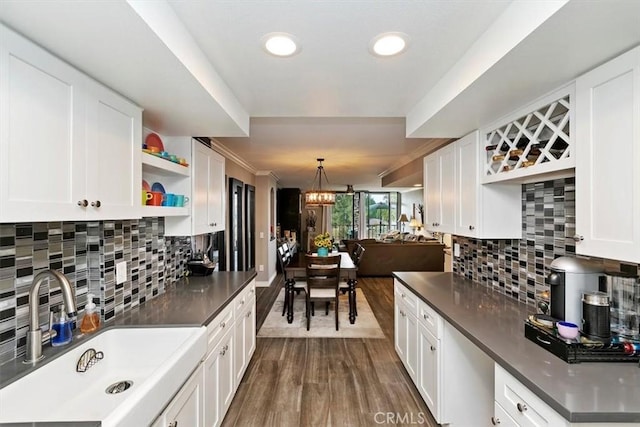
229;178;244;271
245;184;256;270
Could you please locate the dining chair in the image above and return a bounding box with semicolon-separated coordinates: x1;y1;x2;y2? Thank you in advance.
339;244;365;316
305;254;341;331
277;242;306;316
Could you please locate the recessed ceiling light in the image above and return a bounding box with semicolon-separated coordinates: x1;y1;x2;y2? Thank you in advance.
262;33;299;57
370;32;409;57
413;183;422;187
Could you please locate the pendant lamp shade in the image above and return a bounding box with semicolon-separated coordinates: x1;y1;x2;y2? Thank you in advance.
305;158;336;206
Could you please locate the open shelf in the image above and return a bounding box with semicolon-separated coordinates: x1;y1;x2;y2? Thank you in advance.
142;152;190;177
142;206;189;217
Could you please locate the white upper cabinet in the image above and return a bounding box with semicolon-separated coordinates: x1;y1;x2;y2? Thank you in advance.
455;131;521;239
423;144;455;234
0;24;141;222
85;83;142;219
575;46;640;263
165;139;225;236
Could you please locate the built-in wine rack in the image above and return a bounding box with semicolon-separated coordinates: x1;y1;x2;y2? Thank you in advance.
483;88;574;183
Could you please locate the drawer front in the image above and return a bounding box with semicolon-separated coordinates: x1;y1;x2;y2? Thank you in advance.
418;299;442;339
493;402;519;427
206;305;234;352
235;281;256;313
495;364;569;427
394;280;418;315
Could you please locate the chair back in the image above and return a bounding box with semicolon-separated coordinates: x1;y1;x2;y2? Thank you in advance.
305;254;341;290
277;242;291;271
352;243;366;268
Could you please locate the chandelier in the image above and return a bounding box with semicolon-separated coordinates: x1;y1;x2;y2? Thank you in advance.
305;158;336;206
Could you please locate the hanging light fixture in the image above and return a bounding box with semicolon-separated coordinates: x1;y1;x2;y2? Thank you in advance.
305;158;336;206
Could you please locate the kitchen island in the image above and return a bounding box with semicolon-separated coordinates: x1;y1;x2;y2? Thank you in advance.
393;271;640;424
0;271;257;427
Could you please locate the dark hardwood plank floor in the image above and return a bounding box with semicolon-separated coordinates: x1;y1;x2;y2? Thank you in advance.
222;275;437;427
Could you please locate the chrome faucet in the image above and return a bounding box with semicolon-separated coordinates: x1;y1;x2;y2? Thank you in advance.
25;270;77;364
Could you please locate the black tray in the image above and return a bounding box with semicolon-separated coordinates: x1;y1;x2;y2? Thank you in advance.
524;321;640;363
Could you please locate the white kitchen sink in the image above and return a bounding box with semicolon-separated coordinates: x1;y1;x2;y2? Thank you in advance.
0;326;207;427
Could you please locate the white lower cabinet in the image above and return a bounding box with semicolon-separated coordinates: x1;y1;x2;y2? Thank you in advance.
394;281;418;382
493;401;519;427
395;281;494;426
154;280;256;427
234;292;256;385
204;279;256;427
494;364;569;427
204;328;234;427
152;364;205;427
417;322;439;417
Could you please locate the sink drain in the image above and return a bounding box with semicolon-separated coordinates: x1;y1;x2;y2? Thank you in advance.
105;380;133;394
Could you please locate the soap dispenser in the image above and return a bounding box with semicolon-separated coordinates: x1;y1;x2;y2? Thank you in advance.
51;305;72;347
80;293;100;334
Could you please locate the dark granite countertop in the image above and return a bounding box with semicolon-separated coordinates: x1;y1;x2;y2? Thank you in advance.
393;271;640;424
0;271;256;427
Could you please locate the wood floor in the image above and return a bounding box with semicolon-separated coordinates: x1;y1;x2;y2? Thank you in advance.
221;275;437;427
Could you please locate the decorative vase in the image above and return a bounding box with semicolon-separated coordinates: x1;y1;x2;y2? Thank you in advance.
317;247;329;257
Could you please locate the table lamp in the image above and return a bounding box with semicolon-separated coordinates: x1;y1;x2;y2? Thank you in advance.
398;214;409;243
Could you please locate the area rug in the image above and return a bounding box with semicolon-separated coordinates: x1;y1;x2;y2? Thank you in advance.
258;288;385;338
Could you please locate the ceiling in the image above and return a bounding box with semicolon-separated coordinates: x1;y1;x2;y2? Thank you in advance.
1;1;639;190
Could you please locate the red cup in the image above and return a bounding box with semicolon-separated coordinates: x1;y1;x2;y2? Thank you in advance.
148;191;164;206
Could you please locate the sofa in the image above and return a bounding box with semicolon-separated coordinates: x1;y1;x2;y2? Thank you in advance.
343;238;445;276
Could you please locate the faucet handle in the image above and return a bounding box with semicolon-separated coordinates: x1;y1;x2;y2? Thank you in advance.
43;311;57;343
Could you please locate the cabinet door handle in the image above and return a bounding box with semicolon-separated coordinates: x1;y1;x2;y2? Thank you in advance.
469;225;475;231
247;311;252;318
220;321;226;329
430;345;436;351
491;416;500;425
91;200;101;208
572;234;584;242
423;313;429;320
168;421;178;427
77;199;88;207
516;402;527;412
210;222;217;227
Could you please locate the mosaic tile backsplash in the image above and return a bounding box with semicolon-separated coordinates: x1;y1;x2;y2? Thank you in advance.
0;218;190;364
452;177;640;307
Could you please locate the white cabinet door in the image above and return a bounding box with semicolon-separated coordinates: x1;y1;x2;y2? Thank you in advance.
455;131;521;239
424;153;441;230
204;328;233;427
192;142;212;235
208;151;225;232
0;24;86;222
423;145;455;234
218;327;235;418
85;84;141;219
439;144;455;233
394;295;418;382
234;296;256;385
417;322;440;422
456;132;479;236
575;46;640;263
394;295;408;364
163;364;204;427
192;141;226;235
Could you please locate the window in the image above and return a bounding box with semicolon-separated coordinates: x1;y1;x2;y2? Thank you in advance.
331;191;401;240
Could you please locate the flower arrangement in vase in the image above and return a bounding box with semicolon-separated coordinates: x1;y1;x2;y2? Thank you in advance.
314;232;333;256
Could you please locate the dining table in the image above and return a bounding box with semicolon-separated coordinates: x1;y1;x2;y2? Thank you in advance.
284;251;357;324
